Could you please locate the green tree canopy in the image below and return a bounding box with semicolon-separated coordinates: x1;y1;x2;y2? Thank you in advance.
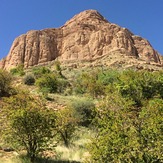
0;69;13;98
1;92;56;162
88;93;163;162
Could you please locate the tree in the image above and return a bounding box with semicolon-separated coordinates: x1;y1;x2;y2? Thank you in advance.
139;98;163;162
88;93;163;162
98;69;120;86
0;69;13;98
116;70;163;106
116;70;143;106
54;60;63;77
55;107;78;147
1;92;56;162
88;93;137;162
74;70;104;98
57;78;69;93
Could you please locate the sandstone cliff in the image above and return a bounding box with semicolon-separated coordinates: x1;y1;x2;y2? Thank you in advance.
0;10;162;70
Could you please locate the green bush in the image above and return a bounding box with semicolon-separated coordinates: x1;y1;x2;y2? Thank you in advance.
32;66;51;79
71;98;95;127
88;93;163;162
116;70;163;106
54;60;61;72
98;69;120;85
0;69;13;98
55;107;78;147
73;71;104;98
36;74;58;93
57;78;70;93
10;64;25;76
35;69;69;94
23;73;35;85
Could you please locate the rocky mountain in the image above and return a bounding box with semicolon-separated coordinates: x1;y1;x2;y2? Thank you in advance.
0;10;162;70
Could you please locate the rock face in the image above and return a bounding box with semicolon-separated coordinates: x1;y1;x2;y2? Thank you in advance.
0;10;162;70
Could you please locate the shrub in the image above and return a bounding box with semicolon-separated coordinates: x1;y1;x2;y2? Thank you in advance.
32;66;51;79
0;69;13;98
98;69;120;85
88;93;163;162
73;71;104;98
57;78;70;93
23;73;35;85
54;60;62;72
116;70;163;106
36;72;69;94
71;98;95;127
10;64;25;76
36;74;58;93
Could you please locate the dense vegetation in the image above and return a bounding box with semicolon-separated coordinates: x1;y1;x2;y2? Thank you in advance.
0;69;13;98
0;64;162;162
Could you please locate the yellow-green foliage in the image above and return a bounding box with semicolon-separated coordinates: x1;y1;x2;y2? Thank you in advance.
36;73;58;93
1;92;56;162
88;93;163;162
0;69;13;98
73;69;104;98
55;107;78;147
32;66;51;79
1;67;163;162
10;64;25;76
71;98;95;127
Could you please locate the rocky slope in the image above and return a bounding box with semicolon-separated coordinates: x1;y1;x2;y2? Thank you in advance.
0;10;162;70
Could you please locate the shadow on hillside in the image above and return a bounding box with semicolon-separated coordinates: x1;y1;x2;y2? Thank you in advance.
16;154;81;163
36;161;80;163
35;160;80;163
17;154;81;163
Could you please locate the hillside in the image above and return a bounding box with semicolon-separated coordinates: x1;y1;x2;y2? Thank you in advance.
0;65;163;162
0;9;163;163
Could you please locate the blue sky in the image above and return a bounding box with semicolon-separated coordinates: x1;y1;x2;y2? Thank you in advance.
0;0;163;59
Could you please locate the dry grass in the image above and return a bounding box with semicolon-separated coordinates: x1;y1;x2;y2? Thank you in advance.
55;127;93;162
0;127;93;163
0;150;18;163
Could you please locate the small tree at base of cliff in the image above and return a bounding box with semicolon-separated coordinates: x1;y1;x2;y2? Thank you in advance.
88;93;137;162
1;92;56;162
73;70;104;98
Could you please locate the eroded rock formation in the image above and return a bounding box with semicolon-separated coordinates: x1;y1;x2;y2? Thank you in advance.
0;10;162;70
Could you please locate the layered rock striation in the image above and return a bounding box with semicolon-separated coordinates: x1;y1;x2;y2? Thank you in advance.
0;10;162;70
